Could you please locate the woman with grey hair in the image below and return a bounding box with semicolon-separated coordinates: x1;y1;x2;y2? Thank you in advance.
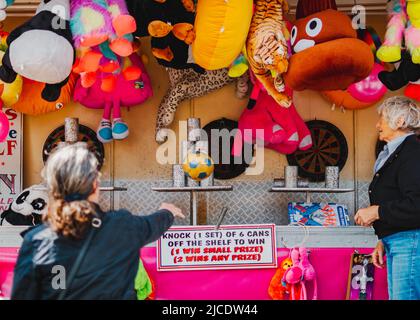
11;143;185;299
355;96;420;300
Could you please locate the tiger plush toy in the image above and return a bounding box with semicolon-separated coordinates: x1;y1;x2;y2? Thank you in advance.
246;0;291;108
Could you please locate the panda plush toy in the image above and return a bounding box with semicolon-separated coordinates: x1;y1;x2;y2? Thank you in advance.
0;185;49;226
0;0;74;101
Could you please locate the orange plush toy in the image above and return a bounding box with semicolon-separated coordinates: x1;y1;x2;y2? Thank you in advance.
11;73;77;115
284;8;374;91
268;257;301;300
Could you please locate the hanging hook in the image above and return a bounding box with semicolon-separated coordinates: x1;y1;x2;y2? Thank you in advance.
281;222;310;248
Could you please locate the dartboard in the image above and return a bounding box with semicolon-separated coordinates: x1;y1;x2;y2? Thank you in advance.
287;120;348;182
42;124;105;170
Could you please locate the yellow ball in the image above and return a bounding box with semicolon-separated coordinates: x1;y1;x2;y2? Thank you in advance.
182;151;214;181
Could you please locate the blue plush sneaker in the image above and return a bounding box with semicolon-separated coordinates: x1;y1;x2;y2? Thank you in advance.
97;119;113;143
112;118;129;140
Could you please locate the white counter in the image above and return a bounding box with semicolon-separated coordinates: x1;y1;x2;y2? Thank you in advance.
0;225;378;248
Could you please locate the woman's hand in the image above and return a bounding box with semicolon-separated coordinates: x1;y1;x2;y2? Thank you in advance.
354;205;380;227
159;203;185;219
371;240;385;269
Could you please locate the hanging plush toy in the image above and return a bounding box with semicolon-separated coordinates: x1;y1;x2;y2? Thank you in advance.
192;0;253;70
229;48;252;99
246;0;291;108
70;0;135;51
0;31;22;107
321;27;388;110
233;24;312;157
0;0;74;102
0;185;48;226
0;101;8;142
233;77;312;157
126;0;201;71
376;0;420;64
284;6;374;92
375;1;420;102
155;67;234;143
378;51;420;101
70;0;138;91
11;73;76;115
74;52;153;143
282;247;317;300
268;256;302;300
235;72;250;99
134;259;155;300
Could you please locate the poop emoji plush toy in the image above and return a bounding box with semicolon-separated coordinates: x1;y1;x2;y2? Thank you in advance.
284;6;374;92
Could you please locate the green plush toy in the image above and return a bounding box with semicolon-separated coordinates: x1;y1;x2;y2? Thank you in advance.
134;259;153;300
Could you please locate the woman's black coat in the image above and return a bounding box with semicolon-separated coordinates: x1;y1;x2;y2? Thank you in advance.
370;134;420;239
11;208;173;299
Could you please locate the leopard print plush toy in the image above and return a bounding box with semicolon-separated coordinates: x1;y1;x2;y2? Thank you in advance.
155;67;234;143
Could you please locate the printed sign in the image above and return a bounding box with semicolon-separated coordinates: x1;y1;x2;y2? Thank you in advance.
0;108;22;215
346;253;375;300
157;224;277;271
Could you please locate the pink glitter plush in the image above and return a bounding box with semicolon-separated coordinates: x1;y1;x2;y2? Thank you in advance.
70;0;113;49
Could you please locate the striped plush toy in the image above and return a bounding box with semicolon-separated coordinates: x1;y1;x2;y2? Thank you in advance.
377;0;420;64
70;0;138;90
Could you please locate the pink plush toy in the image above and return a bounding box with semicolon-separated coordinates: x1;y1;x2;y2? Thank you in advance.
233;77;312;156
282;248;303;300
282;247;318;300
232;88;297;157
235;84;289;147
74;52;153;143
298;247;318;300
266;100;312;154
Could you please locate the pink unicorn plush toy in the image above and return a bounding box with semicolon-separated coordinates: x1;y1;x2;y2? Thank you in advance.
282;248;303;300
298;247;318;300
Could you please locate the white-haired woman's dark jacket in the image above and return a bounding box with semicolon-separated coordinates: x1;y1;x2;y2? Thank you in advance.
370;134;420;239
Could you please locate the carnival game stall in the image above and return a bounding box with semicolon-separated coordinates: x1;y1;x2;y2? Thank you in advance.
1;0;418;300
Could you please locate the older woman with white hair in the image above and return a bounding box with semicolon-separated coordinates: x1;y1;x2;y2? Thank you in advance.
355;96;420;300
